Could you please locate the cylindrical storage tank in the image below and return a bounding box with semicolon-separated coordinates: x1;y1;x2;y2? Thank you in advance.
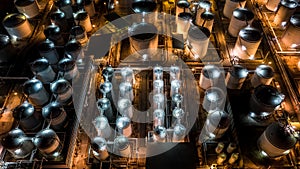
50;78;73;105
153;109;165;128
93;116;112;139
205;110;230;139
42;102;68;130
14;0;39;19
176;0;190;17
197;11;214;33
57;57;79;81
265;0;281;12
223;0;246;19
74;11;92;33
173;123;186;142
251;64;274;88
228;8;254;37
0;34;16;63
258;122;297;157
3;13;32;39
23;78;49;106
50;9;69;32
153;80;164;94
102;65;114;81
177;12;192;40
170;65;180;82
38;39;59;65
171;80;181;97
132;0;157;13
54;0;73;19
91;137;109;161
273;0;298;26
199;65;222;90
153;126;166;142
70;25;88;45
281;13;300;48
195;0;212;25
153;65;163;80
114;136;131;157
225;64;248;89
153;93;165;110
116;116;132;137
172;107;184;125
121;67;134;84
172;93;183;108
117;98;133;118
97;97;114;121
44;24;65;46
233;26;262;60
119;82;134;101
31;58;56;84
1;128;35;159
99;81;112;97
33;128;63;158
65;39;82;61
84;0;96;17
13;101;41;131
187;25;210;59
203;87;226;112
128;22;158;58
249;85;285;119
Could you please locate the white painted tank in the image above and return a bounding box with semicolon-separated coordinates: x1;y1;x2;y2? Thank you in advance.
42;101;68;130
15;0;40;19
114;136;131;157
273;0;298;27
74;10;92;32
265;0;281;12
119;82;134;101
93;116;112;139
195;11;214;33
153;65;163;80
225;64;248;89
153;109;165;128
153;125;167;142
153;80;164;94
223;0;246;19
228;8;254;37
116;116;132;137
38;39;59;64
3;13;32;39
30;58;56;84
172;107;185;122
121;67;134;84
281;13;300;48
172;123;186;142
199;65;222;90
202;87;226;112
205;110;230;139
70;25;88;45
84;0;96;17
58;57;79;81
171;80;181;97
23;78;49;106
50;78;73;105
177;12;192;40
117;98;133;118
251;64;274;88
187;25;210;59
153;93;165;110
170;65;180;82
91;137;109;161
195;0;212;26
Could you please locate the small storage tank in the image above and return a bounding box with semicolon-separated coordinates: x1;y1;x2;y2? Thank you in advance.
121;67;134;84
176;0;190;17
228;8;254;37
50;9;69;32
65;39;82;60
172;107;185;124
99;81;112;97
225;64;248;89
3;13;33;39
251;64;274;88
0;34;16;63
50;78;73;105
153;93;165;110
74;10;92;33
223;0;246;19
258;122;297;158
195;0;212;26
1;128;35;159
102;65;114;81
273;0;298;26
173;123;186;142
44;24;65;46
38;39;59;65
171;80;181;97
14;0;39;19
31;58;56;84
281;13;300;48
114;136;131;157
119;82;134;101
91;137;109;161
205;110;231;139
70;25;88;45
13;101;41;131
54;0;73;19
187;25;210;59
177;12;192;40
153;80;164;94
202;87;226;112
172;93;183;108
84;0;96;17
249;85;284;120
93;116;112;139
117;98;133;118
57;57;79;81
153;109;165;128
23;78;49;106
170;65;180;82
42;101;68;130
33;128;63;158
97;97;113;121
195;11;214;33
153;125;167;142
233;26;262;60
199;65;222;90
265;0;281;12
116;116;132;137
153;65;163;80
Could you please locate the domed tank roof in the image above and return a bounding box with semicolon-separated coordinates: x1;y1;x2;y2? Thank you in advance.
97;97;111;110
13;101;35;120
198;0;211;10
102;65;114;78
205;87;225;102
280;0;298;9
31;58;49;73
132;0;157;13
1;128;26;149
91;137;107;152
23;78;43;95
50;78;71;94
58;57;76;71
70;25;85;35
188;26;210;40
172;93;183;103
201;11;214;21
172;107;184;118
38;39;55;51
208;110;230;129
54;0;71;7
15;0;35;6
239;26;262;42
233;8;254;21
99;81;112;94
44;24;61;37
3;13;27;28
65;39;81;52
255;64;274;79
154;109;165;118
154;125;166;136
74;11;88;20
42;101;64;119
290;13;300;28
253;85;285;107
50;9;66;21
114;136;129;150
153;66;163;74
230;64;248;78
178;12;192;20
265;122;297;150
0;34;10;49
116;116;131;129
177;0;190;8
129;22;157;40
202;65;221;79
33;128;58;149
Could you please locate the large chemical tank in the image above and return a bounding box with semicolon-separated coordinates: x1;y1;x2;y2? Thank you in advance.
199;65;222;90
258;122;297;157
50;78;73;105
70;25;88;45
225;64;248;89
74;10;92;33
177;12;192;40
0;34;16;63
38;39;59;65
187;25;210;59
23;78;49;106
50;9;69;32
42;101;68;130
14;0;40;19
273;0;298;27
57;57;79;81
223;0;246;19
265;0;281;12
251;64;274;88
65;39;82;61
31;58;56;84
114;136;131;157
204;110;231;139
54;0;74;19
195;0;212;26
281;13;300;48
203;87;226;112
44;24;65;46
116;116;132;137
3;13;33;39
91;137;109;161
195;11;214;33
228;8;254;37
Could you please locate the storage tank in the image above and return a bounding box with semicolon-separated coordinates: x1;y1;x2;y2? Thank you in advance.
119;82;134;101
172;93;183;107
195;11;214;33
99;81;112;97
70;25;88;45
14;0;39;19
195;0;212;26
204;110;231;139
258;122;297;157
3;13;33;39
153;65;163;80
74;10;92;32
116;116;132;137
84;0;96;17
233;26;262;60
171;80;181;97
33;128;63;158
153;109;165;128
57;57;79;81
199;65;222;90
187;25;210;59
13;101;41;131
121;67;134;84
0;34;16;63
50;9;69;32
117;98;133;118
31;58;56;84
42;101;68;130
153;93;165;110
273;0;298;26
50;78;73;105
91;137;109;161
177;12;192;40
170;65;180;82
97;97;114;121
251;64;274;88
176;0;190;17
93;116;112;139
44;24;65;46
132;0;157;13
114;136;131;157
202;87;226;112
223;0;246;19
38;39;59;65
281;13;300;48
228;8;254;37
265;0;281;12
153;80;164;94
225;64;248;89
102;65;114;81
1;128;35;159
249;85;285;120
172;107;184;125
65;39;82;60
173;123;186;142
153;125;167;142
54;0;73;19
23;78;49;106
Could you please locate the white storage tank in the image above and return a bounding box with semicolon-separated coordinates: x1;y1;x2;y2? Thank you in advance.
172;123;186;142
202;87;226;112
177;12;192;40
153;65;163;80
170;65;180;82
153;109;165;128
228;8;254;37
204;110;231;139
14;0;39;19
54;0;74;19
74;10;92;33
195;0;212;26
251;64;274;88
42;101;68;130
91;137;109;161
225;64;248;89
23;78;49;106
121;67;134;84
119;82;134;101
114;136;131;157
223;0;246;19
281;13;300;48
199;65;222;90
50;9;69;32
195;11;214;33
153;93;165;110
258;122;297;158
187;25;210;59
265;0;281;12
153;80;164;94
65;39;82;60
98;97;114;121
44;24;65;46
3;13;33;39
70;25;88;45
233;26;262;60
58;57;79;81
30;58;56;84
153;125;167;142
38;39;59;65
93;116;112;139
273;0;298;27
116;116;132;137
